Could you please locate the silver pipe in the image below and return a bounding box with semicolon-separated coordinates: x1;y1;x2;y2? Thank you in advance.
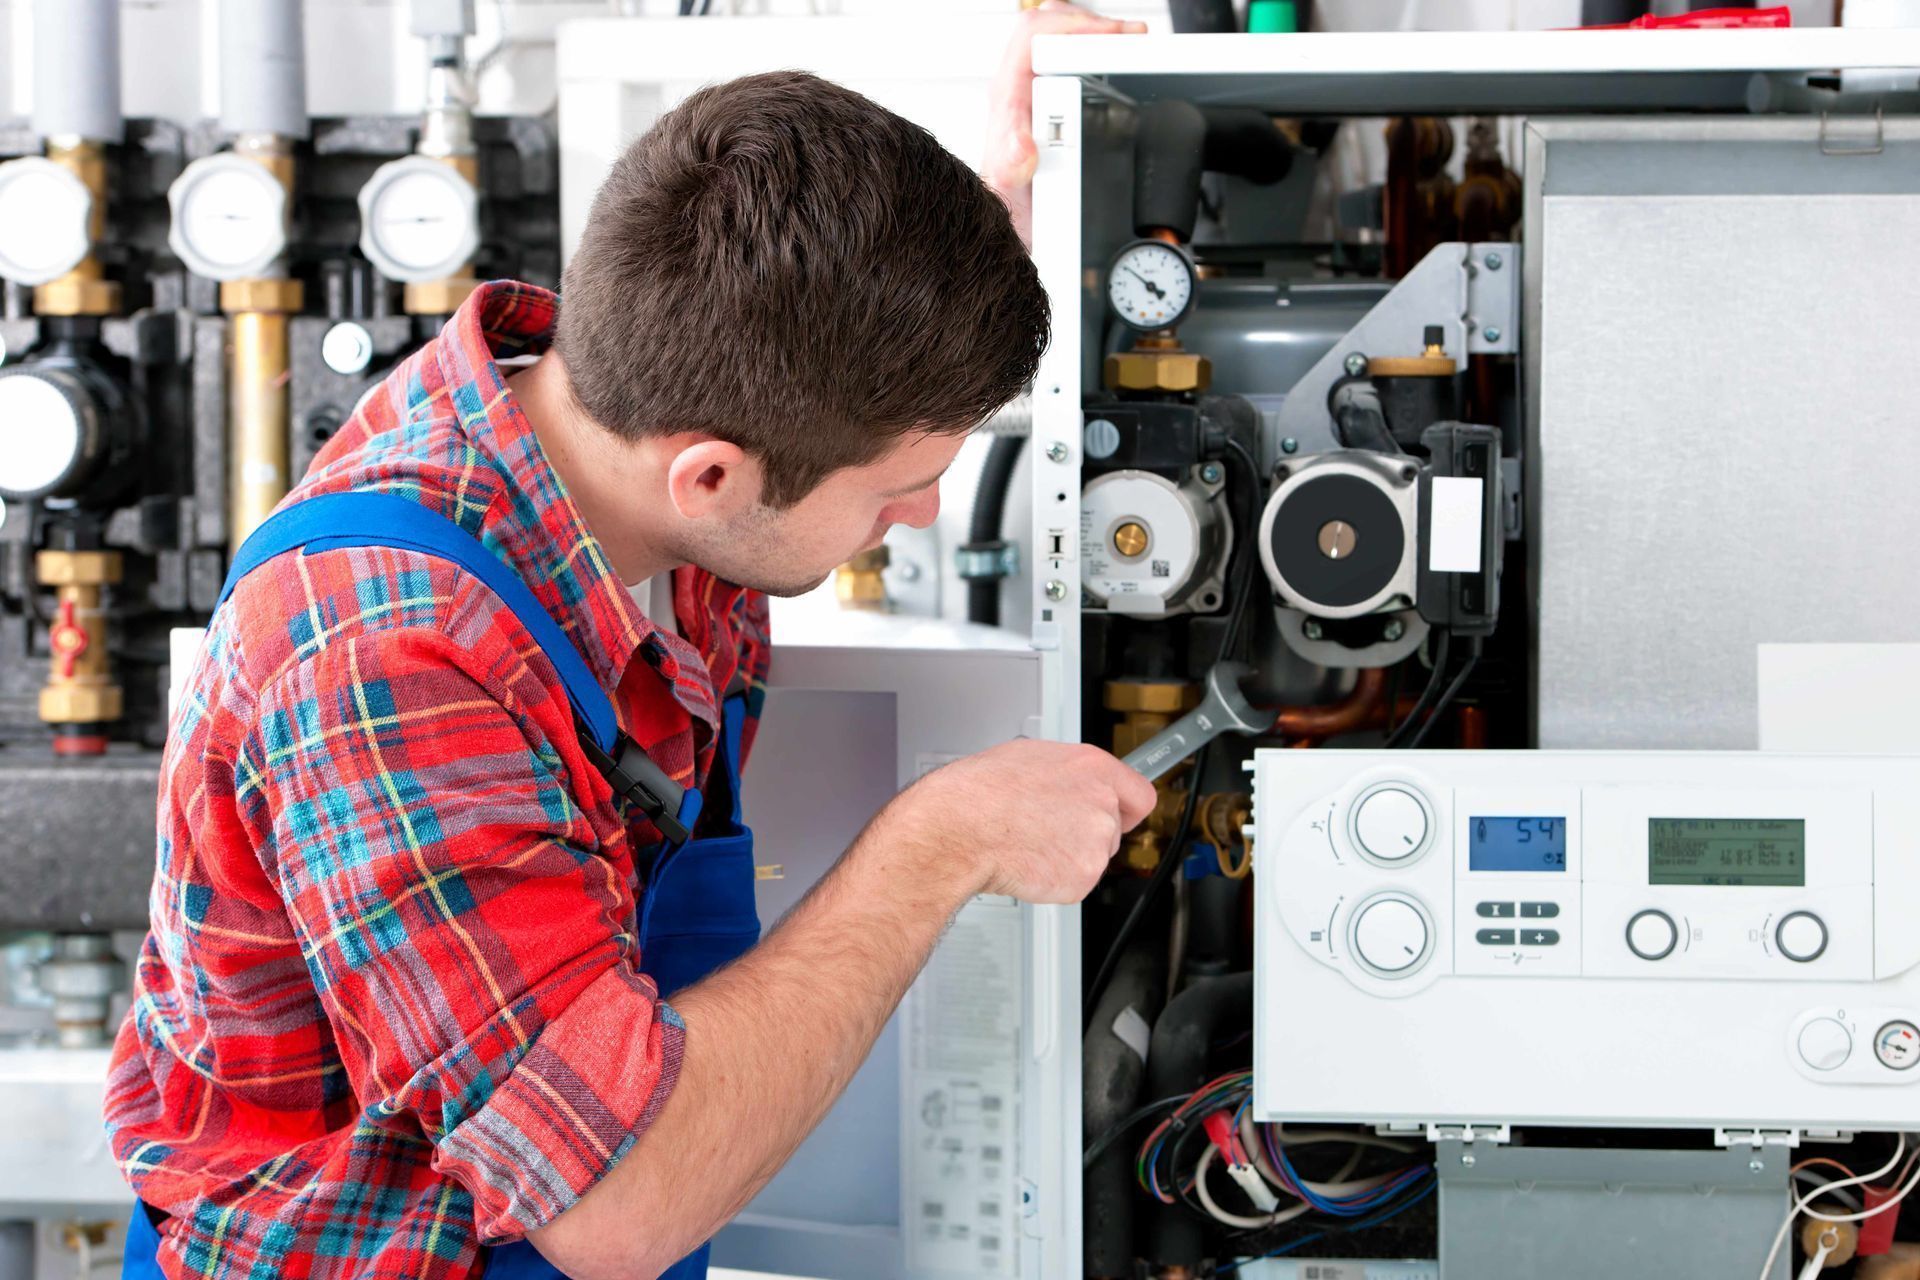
30;0;121;144
219;0;309;140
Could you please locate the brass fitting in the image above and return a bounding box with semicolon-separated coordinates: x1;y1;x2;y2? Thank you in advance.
834;546;891;612
219;277;305;314
33;140;120;317
36;550;124;735
1368;334;1453;379
1107;679;1200;872
1104;348;1211;394
404;277;481;316
1197;791;1254;878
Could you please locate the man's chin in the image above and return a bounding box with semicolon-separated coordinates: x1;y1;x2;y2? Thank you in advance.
745;569;835;599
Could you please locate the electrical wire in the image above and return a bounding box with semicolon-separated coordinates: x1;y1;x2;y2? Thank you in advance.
1401;636;1483;749
1383;630;1451;748
1083;1091;1195;1170
1215;1178;1439;1273
1757;1133;1911;1280
1082;745;1209;1026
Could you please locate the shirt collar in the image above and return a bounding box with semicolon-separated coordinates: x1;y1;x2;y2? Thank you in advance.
432;281;727;735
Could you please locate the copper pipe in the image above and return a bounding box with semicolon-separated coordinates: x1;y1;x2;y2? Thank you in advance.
1273;667;1390;740
1458;703;1488;749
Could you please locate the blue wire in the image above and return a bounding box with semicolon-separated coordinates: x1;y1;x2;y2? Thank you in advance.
1271;1143;1428;1216
1213;1176;1439;1275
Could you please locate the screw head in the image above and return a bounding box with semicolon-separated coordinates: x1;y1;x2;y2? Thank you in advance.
1485;252;1503;270
1045;441;1070;464
1044;579;1068;602
1749;1159;1765;1173
1281;437;1299;455
1461;1152;1477;1167
1199;462;1223;485
897;561;922;582
1303;620;1324;641
1483;326;1502;343
1343;352;1368;377
1383;618;1405;641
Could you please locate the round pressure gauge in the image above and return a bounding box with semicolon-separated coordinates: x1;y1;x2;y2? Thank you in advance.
1107;238;1196;332
0;157;94;286
167;153;290;281
0;363;116;501
357;155;481;284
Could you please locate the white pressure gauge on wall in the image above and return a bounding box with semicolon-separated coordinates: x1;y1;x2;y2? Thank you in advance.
1107;238;1197;332
356;155;481;284
0;157;94;286
166;153;290;281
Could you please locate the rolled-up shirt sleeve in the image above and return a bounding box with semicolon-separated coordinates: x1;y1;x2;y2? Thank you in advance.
237;622;681;1240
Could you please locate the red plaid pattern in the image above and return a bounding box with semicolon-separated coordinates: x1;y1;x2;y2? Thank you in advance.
103;282;770;1278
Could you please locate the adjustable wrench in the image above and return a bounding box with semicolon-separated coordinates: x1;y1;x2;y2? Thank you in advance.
1121;661;1271;782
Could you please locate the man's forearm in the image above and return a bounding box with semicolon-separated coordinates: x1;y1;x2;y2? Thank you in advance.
528;811;976;1279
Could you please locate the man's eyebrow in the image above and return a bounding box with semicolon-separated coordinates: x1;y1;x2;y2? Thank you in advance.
884;465;951;497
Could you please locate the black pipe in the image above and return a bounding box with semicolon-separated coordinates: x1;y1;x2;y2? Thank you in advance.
1579;0;1649;22
1083;933;1166;1278
1144;971;1255;1273
1168;0;1237;32
963;434;1025;627
1182;875;1244;981
1134;102;1295;241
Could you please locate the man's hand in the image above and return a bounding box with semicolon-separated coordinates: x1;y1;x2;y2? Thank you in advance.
985;1;1148;245
875;739;1158;903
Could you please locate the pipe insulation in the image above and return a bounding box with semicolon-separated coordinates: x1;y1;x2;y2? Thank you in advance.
31;0;121;143
1144;971;1255;1272
220;0;310;140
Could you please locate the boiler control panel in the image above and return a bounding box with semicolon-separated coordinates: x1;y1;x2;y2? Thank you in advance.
1250;751;1920;1131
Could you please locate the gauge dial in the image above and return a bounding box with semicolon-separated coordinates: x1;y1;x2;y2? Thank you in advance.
167;153;289;281
0;157;93;287
1876;1020;1920;1070
0;368;90;500
1108;239;1196;332
357;156;481;284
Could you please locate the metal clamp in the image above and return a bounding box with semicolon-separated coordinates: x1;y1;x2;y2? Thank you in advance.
1819;106;1884;157
956;541;1020;581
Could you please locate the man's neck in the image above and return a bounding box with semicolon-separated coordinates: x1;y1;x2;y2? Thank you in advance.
508;352;679;587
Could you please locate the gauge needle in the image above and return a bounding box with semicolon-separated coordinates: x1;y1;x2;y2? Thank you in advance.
1124;267;1165;300
385;216;446;225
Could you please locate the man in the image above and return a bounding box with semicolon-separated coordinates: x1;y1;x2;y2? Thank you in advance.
105;49;1152;1280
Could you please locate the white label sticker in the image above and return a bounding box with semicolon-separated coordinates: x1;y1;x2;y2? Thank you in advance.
1427;476;1484;574
905;899;1022;1279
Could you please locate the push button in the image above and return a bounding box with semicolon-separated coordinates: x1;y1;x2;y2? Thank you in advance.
1520;902;1560;919
1477;902;1516;918
1522;929;1559;946
1476;928;1516;946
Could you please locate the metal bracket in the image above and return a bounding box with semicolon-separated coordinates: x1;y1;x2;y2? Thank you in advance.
1426;1122;1512;1146
1269;242;1518;461
1715;1127;1809;1150
1819;105;1884;157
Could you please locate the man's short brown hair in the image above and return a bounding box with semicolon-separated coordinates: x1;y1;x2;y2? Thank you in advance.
556;71;1048;506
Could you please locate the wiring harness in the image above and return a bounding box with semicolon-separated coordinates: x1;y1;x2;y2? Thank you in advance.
1087;1069;1438;1272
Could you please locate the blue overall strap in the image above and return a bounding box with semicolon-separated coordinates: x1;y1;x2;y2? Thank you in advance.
217;492;702;844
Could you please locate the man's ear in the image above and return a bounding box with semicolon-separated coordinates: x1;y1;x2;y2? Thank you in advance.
663;438;757;520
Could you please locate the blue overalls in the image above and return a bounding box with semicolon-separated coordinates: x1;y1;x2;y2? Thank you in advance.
124;493;761;1280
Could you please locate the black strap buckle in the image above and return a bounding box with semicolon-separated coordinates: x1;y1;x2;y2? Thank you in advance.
580;728;692;847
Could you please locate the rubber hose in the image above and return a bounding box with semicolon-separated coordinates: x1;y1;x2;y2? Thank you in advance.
964;434;1025;627
1134;102;1296;240
1083;935;1166;1277
1144;971;1256;1273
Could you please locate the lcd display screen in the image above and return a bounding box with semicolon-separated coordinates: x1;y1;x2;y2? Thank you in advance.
1469;816;1567;873
1648;817;1805;886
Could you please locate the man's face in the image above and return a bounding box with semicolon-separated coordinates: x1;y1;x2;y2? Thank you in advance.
679;430;967;597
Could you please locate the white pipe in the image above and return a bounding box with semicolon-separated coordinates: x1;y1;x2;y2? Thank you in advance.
218;0;309;140
30;0;121;144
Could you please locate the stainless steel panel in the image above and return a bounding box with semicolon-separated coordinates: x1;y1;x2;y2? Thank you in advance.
1531;122;1920;747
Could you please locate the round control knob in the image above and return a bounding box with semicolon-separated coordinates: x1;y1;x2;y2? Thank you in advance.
1350;895;1432;979
1797;1017;1853;1072
1776;911;1829;964
1352;786;1430;865
1626;909;1678;962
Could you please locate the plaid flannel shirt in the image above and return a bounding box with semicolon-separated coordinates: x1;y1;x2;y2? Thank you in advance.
103;281;771;1278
